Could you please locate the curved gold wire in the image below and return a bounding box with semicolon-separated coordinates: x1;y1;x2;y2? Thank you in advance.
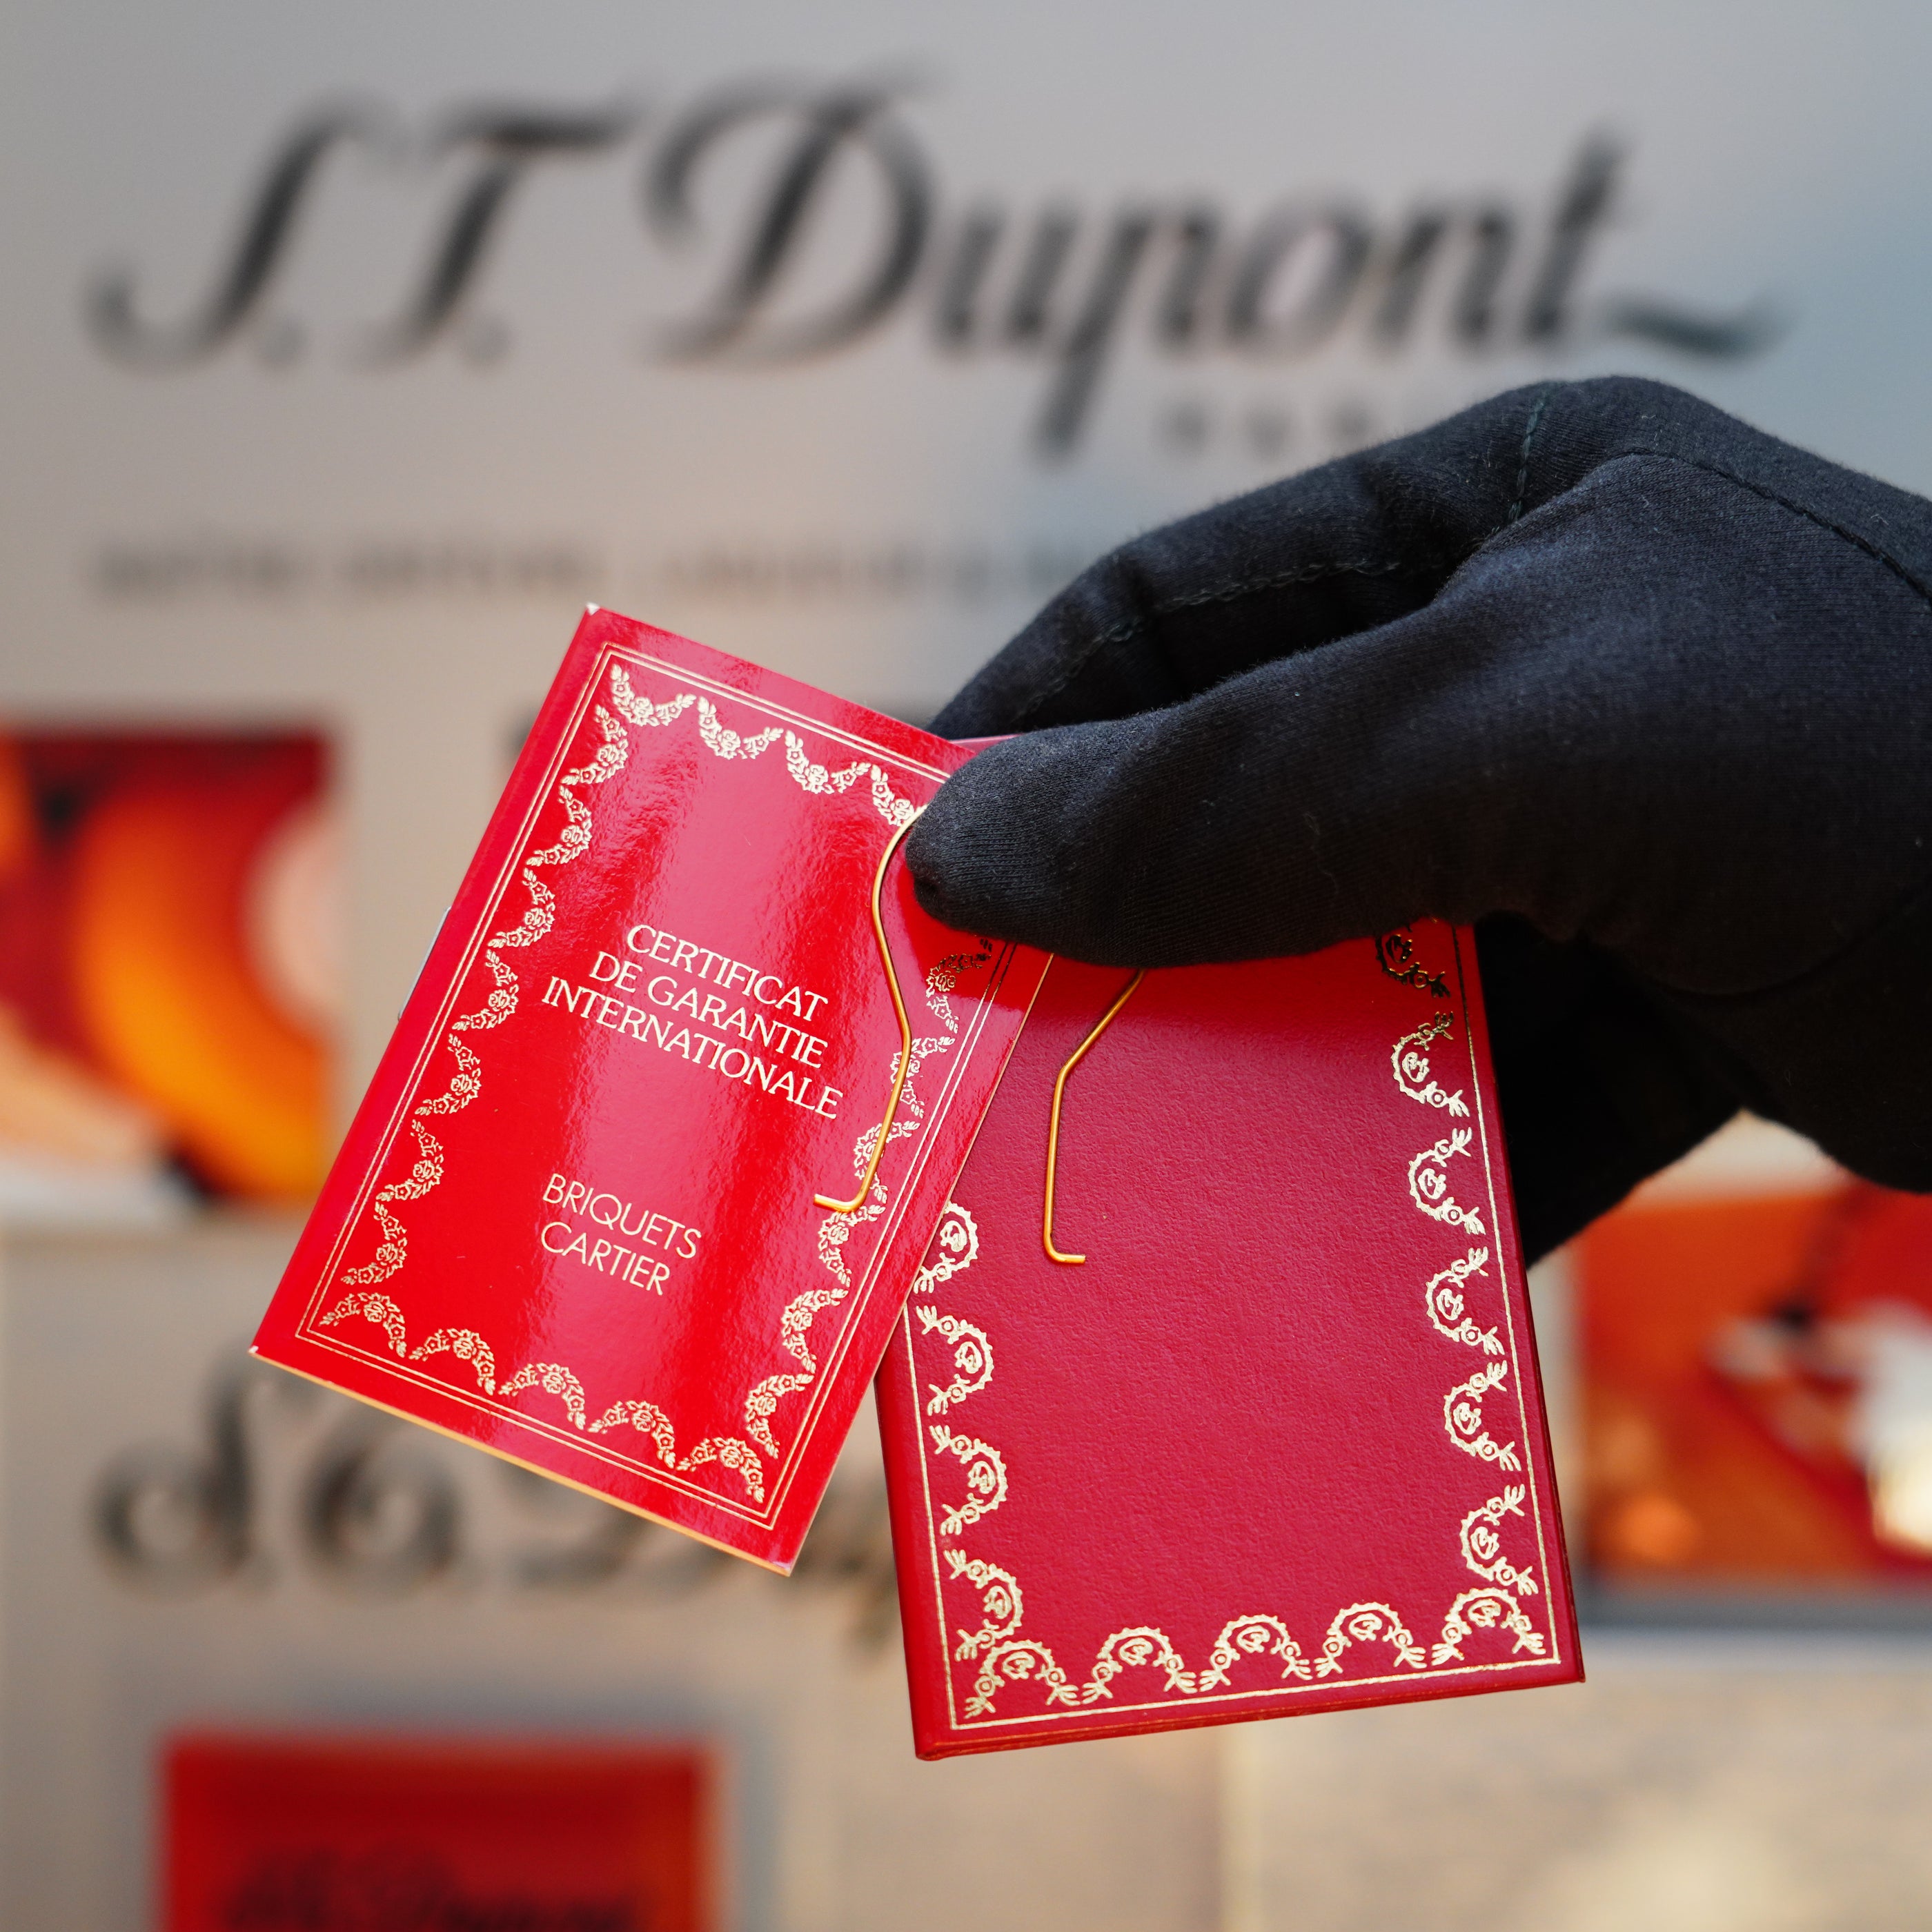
1043;968;1145;1265
813;809;924;1214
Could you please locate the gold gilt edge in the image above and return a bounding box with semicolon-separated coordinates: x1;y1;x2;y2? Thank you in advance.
911;928;1566;1735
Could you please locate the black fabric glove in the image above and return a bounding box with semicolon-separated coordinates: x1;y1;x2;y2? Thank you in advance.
907;376;1932;1261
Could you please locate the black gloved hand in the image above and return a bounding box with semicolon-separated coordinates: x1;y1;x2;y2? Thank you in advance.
907;376;1932;1261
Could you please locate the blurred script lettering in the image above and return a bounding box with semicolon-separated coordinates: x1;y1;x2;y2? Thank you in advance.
84;80;1778;456
91;1348;896;1637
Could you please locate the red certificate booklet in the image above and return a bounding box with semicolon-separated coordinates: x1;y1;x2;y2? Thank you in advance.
877;925;1580;1754
255;609;1047;1570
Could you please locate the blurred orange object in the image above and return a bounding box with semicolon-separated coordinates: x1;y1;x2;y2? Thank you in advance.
1578;1164;1932;1586
0;731;333;1208
69;756;325;1198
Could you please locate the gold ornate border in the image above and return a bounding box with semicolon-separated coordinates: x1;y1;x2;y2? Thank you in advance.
909;927;1565;1731
302;649;1005;1524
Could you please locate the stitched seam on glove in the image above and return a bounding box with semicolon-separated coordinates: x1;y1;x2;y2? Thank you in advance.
1626;453;1932;610
1011;410;1932;738
1506;381;1559;525
1010;557;1437;728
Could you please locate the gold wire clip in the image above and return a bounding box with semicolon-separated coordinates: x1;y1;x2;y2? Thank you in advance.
813;810;924;1214
1043;968;1145;1265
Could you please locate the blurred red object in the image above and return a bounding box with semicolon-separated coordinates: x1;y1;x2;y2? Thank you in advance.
161;1733;711;1932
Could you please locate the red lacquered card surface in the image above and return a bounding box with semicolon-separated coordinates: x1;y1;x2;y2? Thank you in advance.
878;923;1580;1755
255;609;1047;1570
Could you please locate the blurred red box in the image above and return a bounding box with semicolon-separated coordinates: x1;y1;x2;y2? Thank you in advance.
161;1733;711;1931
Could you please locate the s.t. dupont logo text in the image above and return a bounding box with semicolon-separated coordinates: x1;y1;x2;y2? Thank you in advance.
85;75;1777;457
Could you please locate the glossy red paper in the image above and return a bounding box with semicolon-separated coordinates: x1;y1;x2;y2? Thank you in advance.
254;610;1047;1570
877;925;1581;1754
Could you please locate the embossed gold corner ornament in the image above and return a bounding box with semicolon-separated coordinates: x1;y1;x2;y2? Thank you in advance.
912;931;1553;1729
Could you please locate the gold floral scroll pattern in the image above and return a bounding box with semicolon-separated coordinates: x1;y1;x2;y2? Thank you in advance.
1375;927;1451;998
1434;1588;1543;1665
912;1202;979;1297
1317;1604;1427;1675
944;1550;1024;1644
813;1199;887;1288
587;1400;766;1503
1088;1628;1201;1697
1424;1249;1503;1354
1459;1488;1539;1594
1385;988;1525;1484
607;667;916;827
917;1259;1547;1713
1408;1129;1488;1236
1196;1617;1312;1690
1384;960;1541;1653
928;1426;1008;1535
916;1305;993;1414
943;1548;1319;1715
321;661;979;1508
962;1642;1083;1718
943;1533;1068;1698
317;1288;767;1503
913;934;1552;1726
743;1288;847;1457
413;1327;496;1388
498;1362;587;1426
339;1120;444;1287
414;1036;480;1118
1391;1013;1469;1115
1443;1362;1523;1471
324;1290;408;1354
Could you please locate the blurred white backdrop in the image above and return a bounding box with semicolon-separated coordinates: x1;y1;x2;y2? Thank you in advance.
8;7;1932;1926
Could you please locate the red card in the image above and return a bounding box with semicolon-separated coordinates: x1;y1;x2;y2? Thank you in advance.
161;1735;708;1931
877;925;1581;1755
255;610;1047;1570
